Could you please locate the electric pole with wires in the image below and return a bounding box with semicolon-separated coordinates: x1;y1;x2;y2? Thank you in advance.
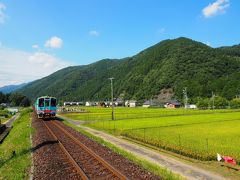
183;87;188;109
212;91;215;110
109;77;115;120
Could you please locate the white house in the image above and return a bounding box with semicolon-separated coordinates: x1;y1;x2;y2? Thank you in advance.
129;100;137;108
142;100;151;108
85;101;94;106
64;102;71;106
188;104;197;109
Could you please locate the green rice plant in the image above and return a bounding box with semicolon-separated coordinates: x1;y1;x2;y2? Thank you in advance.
60;106;240;122
122;121;240;162
68;107;240;163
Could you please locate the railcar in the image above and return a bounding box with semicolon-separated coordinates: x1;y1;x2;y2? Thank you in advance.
35;96;57;119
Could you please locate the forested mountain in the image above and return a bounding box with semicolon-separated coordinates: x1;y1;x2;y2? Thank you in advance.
18;37;240;102
218;44;240;57
0;83;28;94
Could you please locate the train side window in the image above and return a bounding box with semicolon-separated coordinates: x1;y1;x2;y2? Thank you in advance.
39;98;44;107
51;98;56;107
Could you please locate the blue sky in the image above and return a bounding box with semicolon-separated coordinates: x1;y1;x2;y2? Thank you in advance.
0;0;239;86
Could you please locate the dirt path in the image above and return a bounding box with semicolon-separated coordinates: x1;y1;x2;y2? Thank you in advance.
3;113;20;127
65;119;226;180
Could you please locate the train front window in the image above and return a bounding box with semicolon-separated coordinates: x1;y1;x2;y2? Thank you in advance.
38;98;44;107
45;99;50;107
51;98;56;107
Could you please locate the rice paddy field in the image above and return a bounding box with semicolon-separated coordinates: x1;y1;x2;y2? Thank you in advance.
60;107;240;163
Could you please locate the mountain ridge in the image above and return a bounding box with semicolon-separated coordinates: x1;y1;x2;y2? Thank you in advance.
0;83;28;94
18;37;240;102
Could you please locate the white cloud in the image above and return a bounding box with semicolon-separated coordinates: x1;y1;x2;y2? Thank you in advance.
0;2;6;24
0;48;72;87
89;30;100;37
202;0;230;18
32;44;39;49
45;36;63;49
28;52;68;68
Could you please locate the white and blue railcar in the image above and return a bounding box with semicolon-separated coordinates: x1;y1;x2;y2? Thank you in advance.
35;96;57;118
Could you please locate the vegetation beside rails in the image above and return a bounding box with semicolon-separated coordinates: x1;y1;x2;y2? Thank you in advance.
0;108;32;179
63;120;182;180
0;110;13;124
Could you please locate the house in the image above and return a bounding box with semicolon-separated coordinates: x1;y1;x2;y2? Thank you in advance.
70;102;77;106
186;104;197;109
142;100;151;108
0;103;9;107
142;99;164;108
115;98;124;106
64;102;71;106
64;102;84;106
125;100;137;107
104;101;111;107
129;100;137;107
98;102;106;107
85;101;94;106
109;102;115;107
164;101;181;108
77;102;84;106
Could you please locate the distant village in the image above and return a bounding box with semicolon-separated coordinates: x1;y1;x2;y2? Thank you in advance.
62;98;197;109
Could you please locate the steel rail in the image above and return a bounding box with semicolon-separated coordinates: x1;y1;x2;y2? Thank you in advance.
42;120;89;180
52;120;127;180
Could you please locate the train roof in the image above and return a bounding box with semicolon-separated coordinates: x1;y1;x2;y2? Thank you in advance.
36;96;57;99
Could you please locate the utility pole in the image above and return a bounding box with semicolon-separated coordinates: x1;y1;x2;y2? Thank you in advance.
212;91;215;110
109;77;114;120
183;87;188;109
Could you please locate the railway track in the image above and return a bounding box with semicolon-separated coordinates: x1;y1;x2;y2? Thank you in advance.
42;119;127;180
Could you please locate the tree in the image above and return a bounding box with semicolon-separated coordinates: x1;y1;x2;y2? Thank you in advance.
20;97;31;107
230;98;240;109
212;96;228;109
0;92;7;103
196;98;209;109
9;93;25;106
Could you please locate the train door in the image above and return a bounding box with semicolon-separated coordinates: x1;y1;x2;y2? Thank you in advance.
45;98;50;107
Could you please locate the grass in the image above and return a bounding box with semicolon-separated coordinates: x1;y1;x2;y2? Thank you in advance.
63;119;182;180
60;107;240;163
0;110;13;124
0;108;32;180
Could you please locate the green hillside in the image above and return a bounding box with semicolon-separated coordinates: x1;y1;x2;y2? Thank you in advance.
219;44;240;57
18;37;240;102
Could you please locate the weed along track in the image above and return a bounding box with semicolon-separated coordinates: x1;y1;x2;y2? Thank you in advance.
32;111;160;179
